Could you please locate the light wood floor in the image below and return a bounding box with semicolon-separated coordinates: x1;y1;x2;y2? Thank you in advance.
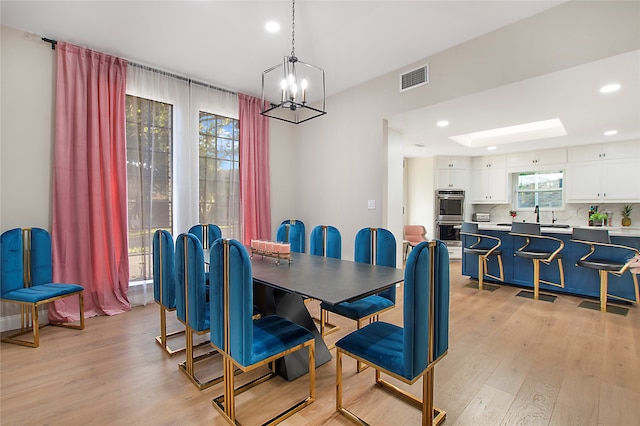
2;261;639;425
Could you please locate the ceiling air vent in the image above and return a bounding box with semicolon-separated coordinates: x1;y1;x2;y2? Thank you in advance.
400;64;429;92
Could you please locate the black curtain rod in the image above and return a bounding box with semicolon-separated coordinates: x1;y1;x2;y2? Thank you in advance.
39;36;237;96
42;37;57;50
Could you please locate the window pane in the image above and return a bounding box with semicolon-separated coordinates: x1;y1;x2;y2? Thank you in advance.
126;95;173;282
198;111;240;240
516;171;564;210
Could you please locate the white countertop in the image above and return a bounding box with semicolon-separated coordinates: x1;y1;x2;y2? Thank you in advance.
476;222;640;237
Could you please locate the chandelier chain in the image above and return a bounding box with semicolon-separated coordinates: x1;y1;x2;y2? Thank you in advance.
290;0;296;58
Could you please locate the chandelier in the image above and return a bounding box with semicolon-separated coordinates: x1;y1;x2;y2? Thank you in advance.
260;0;326;124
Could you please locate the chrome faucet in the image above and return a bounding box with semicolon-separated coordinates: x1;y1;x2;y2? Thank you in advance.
552;211;557;224
534;205;540;223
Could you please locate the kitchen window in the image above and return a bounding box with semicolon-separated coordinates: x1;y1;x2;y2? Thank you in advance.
515;170;564;209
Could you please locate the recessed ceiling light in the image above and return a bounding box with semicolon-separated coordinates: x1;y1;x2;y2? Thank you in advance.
265;21;280;33
604;130;618;136
487;146;497;150
600;83;621;93
436;120;449;127
449;118;567;148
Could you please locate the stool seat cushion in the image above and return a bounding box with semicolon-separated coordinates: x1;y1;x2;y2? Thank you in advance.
336;321;407;379
247;315;314;367
2;283;83;304
577;258;624;272
515;250;563;260
320;295;394;320
463;248;502;256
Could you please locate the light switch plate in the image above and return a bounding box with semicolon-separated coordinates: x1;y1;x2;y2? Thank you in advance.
367;200;376;210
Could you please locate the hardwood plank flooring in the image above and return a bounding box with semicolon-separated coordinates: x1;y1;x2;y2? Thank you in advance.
1;261;639;425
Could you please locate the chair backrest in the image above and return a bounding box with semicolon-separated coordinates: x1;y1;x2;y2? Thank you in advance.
403;240;450;378
354;227;396;303
572;227;611;244
209;238;253;366
175;233;209;332
188;224;222;249
309;225;342;259
354;227;396;268
153;230;176;309
1;228;54;297
510;222;541;236
403;225;426;244
276;220;305;253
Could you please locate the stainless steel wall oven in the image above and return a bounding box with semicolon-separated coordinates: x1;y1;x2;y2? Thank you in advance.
435;189;464;246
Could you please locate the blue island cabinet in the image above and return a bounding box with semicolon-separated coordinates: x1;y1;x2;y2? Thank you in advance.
461;228;640;302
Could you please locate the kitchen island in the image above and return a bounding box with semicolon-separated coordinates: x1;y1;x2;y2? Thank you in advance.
461;223;640;302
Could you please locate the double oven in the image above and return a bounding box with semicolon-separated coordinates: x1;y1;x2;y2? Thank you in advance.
435;189;464;247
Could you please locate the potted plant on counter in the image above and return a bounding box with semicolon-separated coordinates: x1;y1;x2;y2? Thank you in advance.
621;204;633;227
590;212;607;227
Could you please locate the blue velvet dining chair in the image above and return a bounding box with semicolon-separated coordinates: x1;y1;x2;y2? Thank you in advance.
188;223;222;249
309;225;341;259
0;227;84;348
209;238;315;425
335;240;450;426
276;219;305;253
152;230;185;355
309;225;342;333
175;232;221;390
320;227;396;371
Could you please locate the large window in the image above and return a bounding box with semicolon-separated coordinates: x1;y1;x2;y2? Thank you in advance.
126;95;173;282
198;111;240;239
515;171;564;209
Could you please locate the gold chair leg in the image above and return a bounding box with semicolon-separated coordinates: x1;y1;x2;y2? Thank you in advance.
477;257;484;291
533;259;540;300
600;270;608;312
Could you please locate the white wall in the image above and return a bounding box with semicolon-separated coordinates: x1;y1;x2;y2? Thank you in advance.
1;27;56;231
406;157;436;239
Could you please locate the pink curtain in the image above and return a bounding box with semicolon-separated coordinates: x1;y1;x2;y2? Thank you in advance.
50;42;130;321
239;94;271;245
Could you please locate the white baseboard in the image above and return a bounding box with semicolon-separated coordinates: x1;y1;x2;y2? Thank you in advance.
1;281;154;333
0;305;49;333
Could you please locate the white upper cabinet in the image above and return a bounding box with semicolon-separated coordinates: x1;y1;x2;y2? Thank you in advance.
471;155;506;170
507;148;567;171
435;156;470;170
568;140;640;162
435;156;469;189
470;155;508;203
565;141;640;203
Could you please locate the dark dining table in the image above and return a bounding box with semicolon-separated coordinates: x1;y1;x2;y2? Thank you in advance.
250;251;405;381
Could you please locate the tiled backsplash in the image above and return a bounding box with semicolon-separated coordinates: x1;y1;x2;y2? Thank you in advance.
474;203;640;228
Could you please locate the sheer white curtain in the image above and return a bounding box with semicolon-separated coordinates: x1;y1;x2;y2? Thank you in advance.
127;68;239;235
126;65;194;235
189;82;240;238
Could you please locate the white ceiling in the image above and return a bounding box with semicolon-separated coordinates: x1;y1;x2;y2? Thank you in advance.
390;50;640;157
2;1;637;158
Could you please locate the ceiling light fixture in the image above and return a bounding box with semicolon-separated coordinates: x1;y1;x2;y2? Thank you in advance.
437;120;449;127
265;21;280;33
604;130;618;136
600;83;621;93
260;0;326;124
